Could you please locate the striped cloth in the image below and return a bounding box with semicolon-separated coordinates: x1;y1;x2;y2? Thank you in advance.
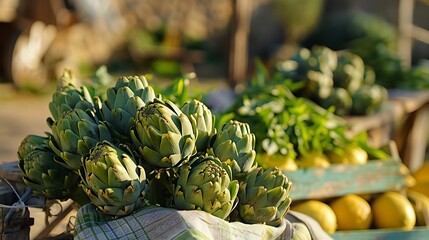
74;204;294;240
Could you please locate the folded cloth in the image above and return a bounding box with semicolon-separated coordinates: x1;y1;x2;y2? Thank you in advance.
286;210;334;240
74;204;292;240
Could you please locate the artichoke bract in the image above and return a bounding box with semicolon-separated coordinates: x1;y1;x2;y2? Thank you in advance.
208;120;256;177
80;141;149;217
49;108;112;170
173;154;239;220
101;76;156;142
130;98;196;168
181;99;216;152
48;69;95;122
18;135;81;200
237;167;292;227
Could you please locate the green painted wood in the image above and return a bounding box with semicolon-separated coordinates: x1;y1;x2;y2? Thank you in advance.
331;226;429;240
283;159;407;200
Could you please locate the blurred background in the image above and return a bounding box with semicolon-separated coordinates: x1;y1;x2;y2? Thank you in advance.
1;0;429;90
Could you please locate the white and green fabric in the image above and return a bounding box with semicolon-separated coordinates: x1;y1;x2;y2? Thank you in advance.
74;204;332;240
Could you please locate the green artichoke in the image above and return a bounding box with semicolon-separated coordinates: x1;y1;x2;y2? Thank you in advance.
130;98;196;168
333;51;365;93
101;75;156;142
173;154;239;220
18;135;82;201
208;120;256;177
308;45;337;74
237;167;292;226
181;99;216;152
80;141;149;217
17;134;47;161
48;69;95;122
49;108;112;170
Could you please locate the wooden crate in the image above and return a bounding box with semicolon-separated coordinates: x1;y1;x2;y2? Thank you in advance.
282;141;429;239
283;142;406;201
331;226;429;240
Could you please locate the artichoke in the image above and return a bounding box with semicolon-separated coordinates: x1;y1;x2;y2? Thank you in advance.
17;134;47;161
48;69;95;122
130;98;196;168
80;141;149;217
181;99;216;152
18;135;82;201
308;45;337;74
49;108;112;170
237;167;292;226
208;120;256;177
333;51;365;93
173;154;239;220
101;75;156;142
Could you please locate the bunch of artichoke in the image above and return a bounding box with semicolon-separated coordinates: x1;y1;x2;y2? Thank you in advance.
274;46;388;116
80;141;149;216
275;46;336;101
18;69;293;225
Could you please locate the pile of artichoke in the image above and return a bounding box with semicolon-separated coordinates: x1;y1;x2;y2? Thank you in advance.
274;46;388;116
17;69;292;226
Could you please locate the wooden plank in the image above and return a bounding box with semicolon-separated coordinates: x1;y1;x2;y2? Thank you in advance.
284;159;407;200
398;0;415;67
388;89;429;113
332;226;429;240
344;102;401;148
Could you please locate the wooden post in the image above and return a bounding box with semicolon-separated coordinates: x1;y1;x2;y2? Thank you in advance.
228;0;251;89
398;0;414;67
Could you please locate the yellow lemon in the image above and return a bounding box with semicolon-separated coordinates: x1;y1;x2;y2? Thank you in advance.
257;153;298;171
407;190;429;226
291;200;337;233
412;162;429;183
297;152;330;168
329;194;372;230
345;145;368;165
326;145;368;165
409;182;429;198
371;191;416;230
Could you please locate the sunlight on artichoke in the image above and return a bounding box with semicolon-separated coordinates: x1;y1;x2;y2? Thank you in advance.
208;120;256;177
131;98;196;168
80;141;149;216
49;108;112;170
173;154;239;220
181;99;216;152
237;167;292;226
101;75;156;142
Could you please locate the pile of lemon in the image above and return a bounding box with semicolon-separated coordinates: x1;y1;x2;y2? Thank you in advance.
290;162;429;234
